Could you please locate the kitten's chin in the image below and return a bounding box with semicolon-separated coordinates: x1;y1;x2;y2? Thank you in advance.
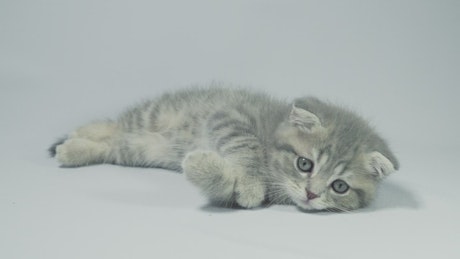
293;198;326;211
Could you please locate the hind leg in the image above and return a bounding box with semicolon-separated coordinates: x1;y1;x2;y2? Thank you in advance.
51;121;184;169
51;121;118;167
55;138;111;166
110;131;183;170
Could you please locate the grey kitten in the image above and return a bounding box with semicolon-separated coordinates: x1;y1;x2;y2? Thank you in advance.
49;87;399;211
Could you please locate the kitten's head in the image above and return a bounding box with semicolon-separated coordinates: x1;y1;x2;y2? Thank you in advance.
269;97;399;212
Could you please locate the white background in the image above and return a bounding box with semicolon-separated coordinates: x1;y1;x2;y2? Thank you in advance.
1;1;459;258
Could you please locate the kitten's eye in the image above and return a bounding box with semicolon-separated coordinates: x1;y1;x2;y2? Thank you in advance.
297;157;314;173
331;180;349;194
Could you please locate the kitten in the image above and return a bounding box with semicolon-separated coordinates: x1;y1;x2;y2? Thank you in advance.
49;87;399;211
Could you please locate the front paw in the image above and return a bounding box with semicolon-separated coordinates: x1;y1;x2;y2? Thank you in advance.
182;150;224;177
182;150;229;186
235;178;265;208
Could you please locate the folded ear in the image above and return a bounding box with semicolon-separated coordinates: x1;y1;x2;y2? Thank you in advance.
365;151;396;179
289;105;322;132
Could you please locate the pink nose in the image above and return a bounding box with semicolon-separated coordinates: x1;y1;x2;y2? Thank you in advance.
306;190;319;200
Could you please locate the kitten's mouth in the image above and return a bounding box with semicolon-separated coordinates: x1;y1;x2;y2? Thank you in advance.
293;198;319;210
291;196;327;211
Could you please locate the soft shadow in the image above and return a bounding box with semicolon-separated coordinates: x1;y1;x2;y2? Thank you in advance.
201;180;420;214
200;199;276;213
361;179;420;212
95;177;419;214
200;204;240;213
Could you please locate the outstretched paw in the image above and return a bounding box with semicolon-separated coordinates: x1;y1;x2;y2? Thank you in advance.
182;150;266;209
182;150;226;181
54;138;109;167
235;177;266;208
182;150;235;201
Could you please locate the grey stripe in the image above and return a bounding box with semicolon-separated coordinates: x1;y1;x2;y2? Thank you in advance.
135;107;144;129
209;111;230;122
211;119;249;132
275;143;297;155
216;132;255;149
221;140;260;154
335;162;349;176
317;146;327;162
235;106;258;127
148;104;160;130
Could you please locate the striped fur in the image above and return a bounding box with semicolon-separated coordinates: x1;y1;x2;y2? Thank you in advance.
50;87;399;211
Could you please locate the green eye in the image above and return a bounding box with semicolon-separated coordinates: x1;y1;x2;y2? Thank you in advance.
297;157;314;173
331;180;349;194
